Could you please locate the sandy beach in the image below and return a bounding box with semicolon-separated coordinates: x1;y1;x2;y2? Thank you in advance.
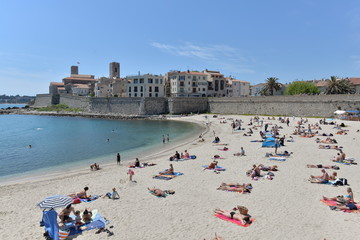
0;114;359;240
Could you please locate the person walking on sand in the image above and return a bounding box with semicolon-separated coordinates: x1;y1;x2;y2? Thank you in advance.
117;153;121;165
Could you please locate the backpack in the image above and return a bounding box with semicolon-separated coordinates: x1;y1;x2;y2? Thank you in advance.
333;178;348;186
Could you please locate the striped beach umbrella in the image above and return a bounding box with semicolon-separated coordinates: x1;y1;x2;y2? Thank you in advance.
37;195;73;209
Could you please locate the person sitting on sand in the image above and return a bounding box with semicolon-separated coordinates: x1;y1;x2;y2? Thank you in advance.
207;161;218;170
148;187;175;197
82;209;92;223
90;163;100;171
134;158;141;167
307;164;340;170
103;188;120;200
162;164;174;175
214;206;252;225
324;187;358;211
59;204;75;222
309;169;330;183
184;150;190;159
214;136;220;143
222;146;228;151
248;165;261;179
233;147;246;156
217;183;252;194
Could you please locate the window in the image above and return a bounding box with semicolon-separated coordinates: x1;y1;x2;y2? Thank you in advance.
149;86;152;92
155;93;158;97
140;78;144;83
192;88;196;93
155;86;159;92
140;86;143;92
148;78;153;84
149;93;152;97
134;93;137;97
179;75;185;80
155;79;158;84
128;87;131;92
134;79;138;83
134;86;138;92
215;80;219;91
129;93;131;97
203;88;205;91
180;82;184;86
187;75;191;79
160;79;162;84
220;80;224;90
141;93;143;97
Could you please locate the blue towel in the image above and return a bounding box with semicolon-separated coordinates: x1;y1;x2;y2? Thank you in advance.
269;157;286;162
42;210;59;240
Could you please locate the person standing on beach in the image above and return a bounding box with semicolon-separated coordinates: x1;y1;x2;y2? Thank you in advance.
162;135;165;144
127;168;135;182
117;153;121;165
167;134;170;142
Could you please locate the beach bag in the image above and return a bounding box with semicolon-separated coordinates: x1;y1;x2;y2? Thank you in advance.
73;198;81;204
238;206;248;215
333;178;348;186
190;155;196;159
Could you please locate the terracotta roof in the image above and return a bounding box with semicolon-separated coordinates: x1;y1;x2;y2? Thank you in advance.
50;82;64;86
63;77;97;81
57;87;65;90
178;71;207;76
229;79;250;83
349;78;360;85
73;84;90;88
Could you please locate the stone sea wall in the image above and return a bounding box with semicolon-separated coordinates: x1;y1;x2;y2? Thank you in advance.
34;94;360;117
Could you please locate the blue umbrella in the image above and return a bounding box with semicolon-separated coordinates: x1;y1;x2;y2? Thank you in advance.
37;195;73;209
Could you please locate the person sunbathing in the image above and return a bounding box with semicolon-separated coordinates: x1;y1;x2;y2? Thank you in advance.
319;145;341;149
217;183;252;193
207;161;218;170
184;150;190;159
309;169;330;183
307;164;340;170
148;187;175;197
259;165;278;171
214;206;252;225
68;187;89;199
324;188;358;211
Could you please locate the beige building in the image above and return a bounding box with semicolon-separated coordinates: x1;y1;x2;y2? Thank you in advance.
203;70;226;97
126;74;165;97
226;78;250;97
167;71;208;97
72;84;90;96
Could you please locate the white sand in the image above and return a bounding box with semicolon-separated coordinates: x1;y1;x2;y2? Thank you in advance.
0;114;360;240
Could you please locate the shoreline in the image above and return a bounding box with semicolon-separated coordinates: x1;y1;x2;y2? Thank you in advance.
0;115;207;187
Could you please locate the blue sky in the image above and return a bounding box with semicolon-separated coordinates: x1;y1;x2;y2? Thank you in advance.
1;0;360;95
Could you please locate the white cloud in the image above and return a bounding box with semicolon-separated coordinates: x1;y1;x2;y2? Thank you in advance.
151;41;256;75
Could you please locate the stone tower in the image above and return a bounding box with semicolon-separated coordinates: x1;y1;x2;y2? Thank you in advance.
109;62;120;79
71;66;79;75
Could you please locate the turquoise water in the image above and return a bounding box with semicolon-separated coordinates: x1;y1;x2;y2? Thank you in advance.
0;104;26;109
0;115;203;181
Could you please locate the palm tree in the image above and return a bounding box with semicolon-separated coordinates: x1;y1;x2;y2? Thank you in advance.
262;77;282;96
325;76;355;94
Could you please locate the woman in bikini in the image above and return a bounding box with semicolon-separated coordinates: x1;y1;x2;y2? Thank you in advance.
214;206;252;225
324;188;358;211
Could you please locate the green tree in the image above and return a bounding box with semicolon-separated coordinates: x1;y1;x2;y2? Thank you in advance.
325;76;355;94
262;77;282;96
285;81;320;95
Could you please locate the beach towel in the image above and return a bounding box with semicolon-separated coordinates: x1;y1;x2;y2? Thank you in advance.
214;214;254;227
203;165;226;171
80;195;99;203
149;191;167;198
269;157;286;162
320;199;360;213
213;143;229;146
41;209;59;240
154;172;183;180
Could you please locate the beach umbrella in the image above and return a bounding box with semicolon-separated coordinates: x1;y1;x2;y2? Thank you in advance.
37;195;73;209
334;110;346;115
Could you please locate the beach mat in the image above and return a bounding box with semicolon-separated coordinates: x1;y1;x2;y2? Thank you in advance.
214;214;254;227
154;172;183;180
269;157;286;161
320;199;360;213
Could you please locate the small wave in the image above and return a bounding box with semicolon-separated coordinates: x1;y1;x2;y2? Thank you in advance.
36;128;43;130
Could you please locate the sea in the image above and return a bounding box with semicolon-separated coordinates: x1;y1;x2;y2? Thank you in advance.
0;112;204;182
0;103;26;109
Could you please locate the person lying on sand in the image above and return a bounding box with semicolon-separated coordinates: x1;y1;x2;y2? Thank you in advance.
324;187;358;211
319;145;341;149
68;187;90;199
217;183;252;194
259;164;278;171
307;164;339;170
148;187;175;197
214;206;252;225
315;137;337;144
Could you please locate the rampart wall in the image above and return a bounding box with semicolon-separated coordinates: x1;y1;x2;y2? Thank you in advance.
34;94;360;117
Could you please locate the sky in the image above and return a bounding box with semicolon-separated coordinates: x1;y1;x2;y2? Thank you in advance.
1;0;360;96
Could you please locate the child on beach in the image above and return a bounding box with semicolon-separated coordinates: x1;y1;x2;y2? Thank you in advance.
127;168;135;182
74;210;82;227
